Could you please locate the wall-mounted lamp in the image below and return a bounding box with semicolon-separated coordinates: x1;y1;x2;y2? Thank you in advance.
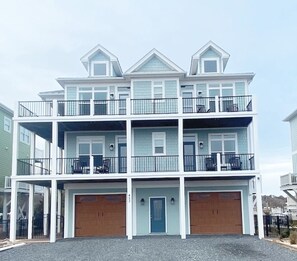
199;141;204;149
140;198;145;205
109;144;114;151
110;93;115;99
170;197;175;205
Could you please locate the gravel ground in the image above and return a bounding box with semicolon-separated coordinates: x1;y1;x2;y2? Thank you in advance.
0;235;296;261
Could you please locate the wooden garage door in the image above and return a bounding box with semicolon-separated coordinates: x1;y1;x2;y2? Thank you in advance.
75;194;126;237
190;192;242;234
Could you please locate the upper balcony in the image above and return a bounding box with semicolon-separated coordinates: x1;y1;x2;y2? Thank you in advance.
15;153;255;177
17;95;253;119
280;173;297;188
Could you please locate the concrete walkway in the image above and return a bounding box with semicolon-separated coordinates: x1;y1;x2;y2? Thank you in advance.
0;235;296;261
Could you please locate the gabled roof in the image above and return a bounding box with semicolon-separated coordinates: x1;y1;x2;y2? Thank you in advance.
80;44;123;76
0;102;13;116
190;41;230;75
284;109;297;122
125;49;185;75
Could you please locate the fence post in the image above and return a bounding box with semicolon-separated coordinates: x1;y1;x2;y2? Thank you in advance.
265;215;269;237
276;216;280;235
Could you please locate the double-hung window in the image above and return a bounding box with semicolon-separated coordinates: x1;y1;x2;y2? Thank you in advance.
209;133;237;164
153;132;166;155
20;126;30;145
4;116;11;133
152;81;164;100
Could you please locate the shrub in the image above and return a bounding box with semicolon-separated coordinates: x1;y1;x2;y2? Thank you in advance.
289;231;297;244
280;229;290;240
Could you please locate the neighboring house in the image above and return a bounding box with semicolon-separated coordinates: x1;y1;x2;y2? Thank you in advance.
280;111;297;218
9;41;264;242
0;103;31;221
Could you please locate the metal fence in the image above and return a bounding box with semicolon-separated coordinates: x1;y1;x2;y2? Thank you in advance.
254;214;290;237
131;98;178;115
0;215;64;240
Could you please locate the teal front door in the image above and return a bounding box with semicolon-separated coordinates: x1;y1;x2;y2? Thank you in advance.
150;198;166;233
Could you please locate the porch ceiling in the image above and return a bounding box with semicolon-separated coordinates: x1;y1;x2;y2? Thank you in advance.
132;119;178;128
21;121;126;149
184;117;252;128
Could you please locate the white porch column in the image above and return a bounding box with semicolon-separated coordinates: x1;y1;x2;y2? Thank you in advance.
126;119;132;174
28;184;34;239
256;175;264;239
179;177;186;239
43;187;50;236
9;179;17;242
178;118;184;172
64;188;69;238
50;179;57;243
127;178;133;240
248;179;255;235
2;193;8;232
57;189;62;234
52;120;58;175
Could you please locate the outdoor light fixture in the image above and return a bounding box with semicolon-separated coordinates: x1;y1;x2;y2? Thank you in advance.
140;198;145;205
170;197;175;205
199;141;204;149
110;93;115;99
109;144;114;151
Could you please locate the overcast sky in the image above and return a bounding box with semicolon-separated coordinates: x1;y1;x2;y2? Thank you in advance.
1;1;297;195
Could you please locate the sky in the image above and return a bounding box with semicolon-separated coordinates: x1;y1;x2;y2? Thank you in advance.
1;0;297;195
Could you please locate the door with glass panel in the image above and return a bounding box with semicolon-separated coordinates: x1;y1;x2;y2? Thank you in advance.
182;91;194;113
118;143;127;173
118;93;129;115
150;198;166;233
77;140;104;173
94;92;108;115
79;91;92;115
183;141;196;171
209;134;237;168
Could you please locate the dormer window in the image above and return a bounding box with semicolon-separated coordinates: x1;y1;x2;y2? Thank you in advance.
202;58;219;73
91;61;109;76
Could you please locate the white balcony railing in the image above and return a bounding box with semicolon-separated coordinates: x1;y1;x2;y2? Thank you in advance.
280;173;297;187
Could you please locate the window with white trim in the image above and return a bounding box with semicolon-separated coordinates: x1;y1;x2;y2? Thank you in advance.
20;126;30;145
202;58;220;73
153;132;166;155
152;81;164;99
91;61;109;76
209;133;237;163
4;116;11;133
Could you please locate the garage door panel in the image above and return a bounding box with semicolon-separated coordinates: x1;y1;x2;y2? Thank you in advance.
190;192;242;235
75;194;126;237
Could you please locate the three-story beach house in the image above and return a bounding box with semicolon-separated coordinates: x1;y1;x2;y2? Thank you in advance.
9;41;264;242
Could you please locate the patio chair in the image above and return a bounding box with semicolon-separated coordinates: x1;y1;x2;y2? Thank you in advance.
205;157;217;171
96;159;110;173
229;156;242;170
71;160;84;174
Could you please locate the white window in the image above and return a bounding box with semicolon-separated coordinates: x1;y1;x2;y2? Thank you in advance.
153;132;166;155
4;116;11;133
77;137;104;167
152;81;164;99
91;61;109;76
209;133;237;163
20;126;30;145
202;58;220;73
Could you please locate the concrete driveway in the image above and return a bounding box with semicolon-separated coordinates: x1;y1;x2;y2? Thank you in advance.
0;235;296;261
